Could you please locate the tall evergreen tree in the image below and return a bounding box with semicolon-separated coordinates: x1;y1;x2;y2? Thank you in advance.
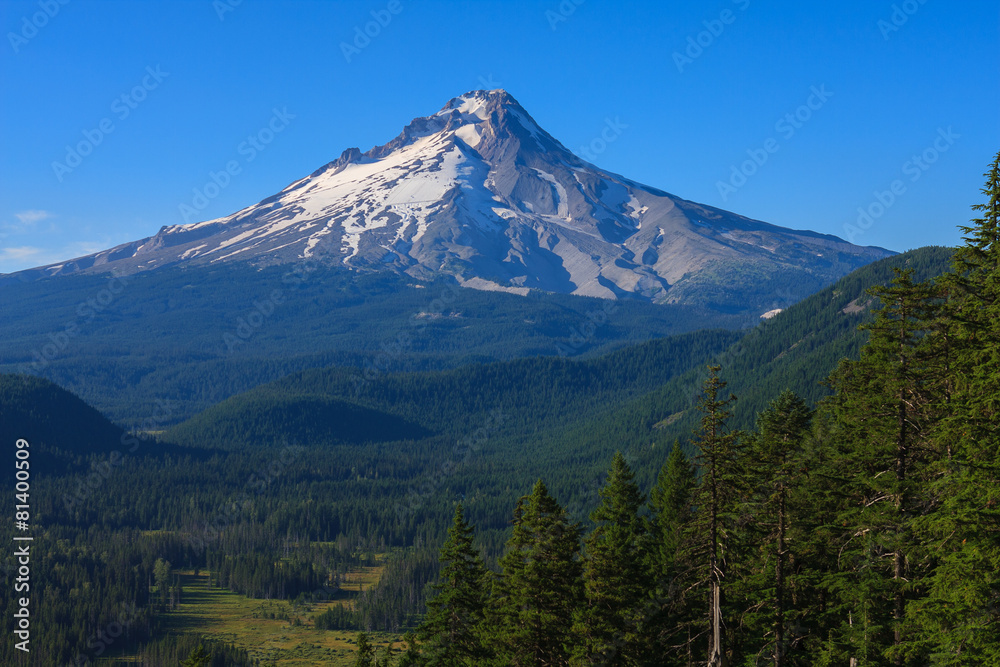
378;642;396;667
154;557;171;607
491;479;584;667
646;441;697;664
578;452;650;665
823;269;941;666
791;405;849;660
909;150;1000;664
649;441;697;577
180;644;211;667
355;631;376;667
396;632;423;667
419;503;490;666
741;390;813;667
685;366;743;667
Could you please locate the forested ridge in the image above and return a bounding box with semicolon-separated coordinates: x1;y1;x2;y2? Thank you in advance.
0;155;995;664
412;153;1000;665
0;260;745;429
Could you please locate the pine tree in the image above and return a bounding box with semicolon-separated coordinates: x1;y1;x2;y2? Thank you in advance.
419;503;490;666
792;405;848;660
356;631;376;667
378;641;396;667
396;632;423;667
909;150;1000;664
578;452;650;665
154;557;171;607
741;390;813;667
650;440;696;577
491;479;583;667
646;440;697;663
685;366;743;667
180;643;211;667
822;269;941;666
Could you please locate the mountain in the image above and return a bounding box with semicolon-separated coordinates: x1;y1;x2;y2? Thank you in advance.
7;90;891;315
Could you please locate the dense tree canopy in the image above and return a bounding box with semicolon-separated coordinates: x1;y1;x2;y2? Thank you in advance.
2;153;996;665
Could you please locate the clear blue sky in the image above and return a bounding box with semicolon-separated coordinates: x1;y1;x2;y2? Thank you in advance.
1;0;997;273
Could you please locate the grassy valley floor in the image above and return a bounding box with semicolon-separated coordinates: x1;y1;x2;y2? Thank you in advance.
114;567;400;666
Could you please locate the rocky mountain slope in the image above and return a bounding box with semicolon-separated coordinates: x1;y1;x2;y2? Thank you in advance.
7;90;892;313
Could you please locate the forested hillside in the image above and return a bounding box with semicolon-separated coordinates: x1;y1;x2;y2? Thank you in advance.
2;154;995;665
0;263;748;428
0;329;743;664
0;373;123;458
166;329;743;450
161;245;951;524
0;257;948;665
412;152;1000;666
552;245;954;485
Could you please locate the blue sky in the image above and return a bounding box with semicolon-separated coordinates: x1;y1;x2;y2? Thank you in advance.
1;0;997;273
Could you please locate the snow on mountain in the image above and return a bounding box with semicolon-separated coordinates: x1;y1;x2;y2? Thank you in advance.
8;90;893;309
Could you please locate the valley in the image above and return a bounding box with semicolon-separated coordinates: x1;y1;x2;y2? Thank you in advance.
0;28;994;661
6;234;992;664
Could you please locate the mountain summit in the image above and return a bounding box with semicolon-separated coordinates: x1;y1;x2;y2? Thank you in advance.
14;90;892;311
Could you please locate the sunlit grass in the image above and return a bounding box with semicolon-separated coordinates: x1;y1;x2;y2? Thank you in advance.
156;568;401;666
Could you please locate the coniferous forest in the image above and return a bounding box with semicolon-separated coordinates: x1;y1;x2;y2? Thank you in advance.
413;153;1000;665
0;153;998;665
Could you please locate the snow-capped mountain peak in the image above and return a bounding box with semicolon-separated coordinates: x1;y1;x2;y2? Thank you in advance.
11;90;892;311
